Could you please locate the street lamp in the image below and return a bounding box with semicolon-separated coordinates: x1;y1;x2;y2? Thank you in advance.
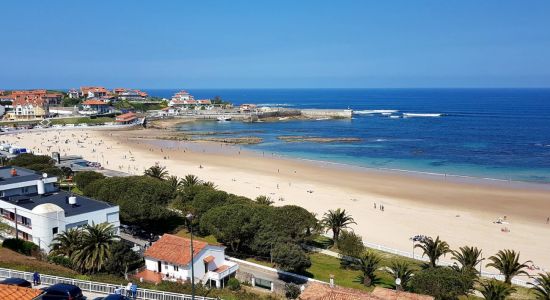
186;213;195;300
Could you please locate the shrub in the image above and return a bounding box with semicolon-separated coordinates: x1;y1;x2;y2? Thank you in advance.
272;243;311;273
337;230;365;258
409;267;472;300
74;171;105;191
2;238;39;256
48;255;73;268
227;277;241;291
284;283;301;299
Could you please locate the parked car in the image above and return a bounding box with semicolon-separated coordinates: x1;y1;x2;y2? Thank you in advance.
93;294;130;300
40;283;86;299
0;277;32;287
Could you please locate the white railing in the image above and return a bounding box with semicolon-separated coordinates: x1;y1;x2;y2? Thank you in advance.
0;267;219;300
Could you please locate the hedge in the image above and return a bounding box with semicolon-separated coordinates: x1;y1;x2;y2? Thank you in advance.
2;238;40;256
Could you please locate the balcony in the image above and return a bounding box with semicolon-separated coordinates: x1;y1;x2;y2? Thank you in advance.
206;261;239;281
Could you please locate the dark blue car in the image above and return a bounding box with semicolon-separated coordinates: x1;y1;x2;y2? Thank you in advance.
40;283;86;299
0;277;32;288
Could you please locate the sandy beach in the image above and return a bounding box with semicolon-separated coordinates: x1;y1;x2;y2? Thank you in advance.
4;127;550;278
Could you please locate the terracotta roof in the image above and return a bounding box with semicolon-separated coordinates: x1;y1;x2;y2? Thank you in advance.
371;288;434;300
203;255;215;263
144;234;208;266
115;112;137;122
82;99;107;105
213;265;229;273
0;284;43;300
299;282;378;300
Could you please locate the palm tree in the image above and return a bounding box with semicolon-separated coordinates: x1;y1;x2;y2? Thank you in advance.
321;208;356;245
71;223;116;273
529;272;550;299
477;279;516;300
166;175;183;191
353;250;381;287
414;236;450;268
181;174;202;188
452;246;483;274
486;249;531;284
386;260;415;290
144;165;168;180
50;228;83;257
202;181;217;189
255;195;274;206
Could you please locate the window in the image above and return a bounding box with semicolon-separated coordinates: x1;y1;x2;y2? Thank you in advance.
66;220;88;229
107;212;119;223
174;266;179;271
52;227;58;234
21;187;29;194
164;262;168;270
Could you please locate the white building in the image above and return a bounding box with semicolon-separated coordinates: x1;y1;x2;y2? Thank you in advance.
137;234;238;288
0;166;120;252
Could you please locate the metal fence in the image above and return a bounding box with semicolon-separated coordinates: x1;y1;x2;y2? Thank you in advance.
0;267;219;300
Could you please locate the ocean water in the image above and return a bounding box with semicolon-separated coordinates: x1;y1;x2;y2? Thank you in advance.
144;89;550;183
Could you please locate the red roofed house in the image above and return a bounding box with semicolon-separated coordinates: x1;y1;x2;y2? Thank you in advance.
80;86;109;98
136;234;238;288
115;112;137;124
81;99;111;114
8;90;50;120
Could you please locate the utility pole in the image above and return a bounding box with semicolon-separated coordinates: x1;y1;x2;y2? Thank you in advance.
14;208;18;239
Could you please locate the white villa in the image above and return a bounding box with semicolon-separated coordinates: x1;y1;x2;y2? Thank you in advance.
0;166;120;252
137;234;238;288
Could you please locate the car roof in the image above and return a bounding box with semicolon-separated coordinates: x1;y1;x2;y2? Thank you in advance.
0;277;30;283
47;283;82;290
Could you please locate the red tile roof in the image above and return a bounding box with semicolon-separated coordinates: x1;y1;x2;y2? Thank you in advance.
134;269;163;284
0;284;43;300
371;288;434;300
115;112;137;122
299;283;378;300
144;234;208;266
203;255;215;263
82;99;108;105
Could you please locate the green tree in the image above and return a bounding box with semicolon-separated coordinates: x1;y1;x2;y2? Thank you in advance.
321;209;356;246
255;195;274;206
74;171;105;191
200;204;256;252
409;267;472;300
529;272;550;300
477;280;516;300
8;153;63;176
284;283;301;299
451;246;483;274
104;241;143;279
386;261;416;290
336;230;365;258
182;174;202;188
486;249;531;284
72;223;116;273
272;243;311;273
144;165;168;180
415;236;451;268
166;175;183;193
50;228;83;257
84;176;177;232
353;250;381;287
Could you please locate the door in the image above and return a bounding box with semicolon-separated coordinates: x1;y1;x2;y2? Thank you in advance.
157;261;162;272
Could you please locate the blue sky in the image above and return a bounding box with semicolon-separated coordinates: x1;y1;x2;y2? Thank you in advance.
1;0;549;88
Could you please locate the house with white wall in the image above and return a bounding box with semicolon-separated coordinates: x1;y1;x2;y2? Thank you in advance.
0;166;120;252
137;234;238;288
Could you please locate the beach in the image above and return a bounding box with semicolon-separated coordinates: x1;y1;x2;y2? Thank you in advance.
4;127;550;277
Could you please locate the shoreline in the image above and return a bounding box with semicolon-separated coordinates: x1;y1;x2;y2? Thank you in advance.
4;127;550;276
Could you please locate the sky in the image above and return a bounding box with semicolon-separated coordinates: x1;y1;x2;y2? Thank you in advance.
1;0;550;89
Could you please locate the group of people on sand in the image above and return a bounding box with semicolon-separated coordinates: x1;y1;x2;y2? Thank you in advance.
373;202;385;211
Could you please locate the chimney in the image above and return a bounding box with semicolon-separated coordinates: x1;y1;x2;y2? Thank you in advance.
68;196;77;206
10;168;17;177
329;274;334;288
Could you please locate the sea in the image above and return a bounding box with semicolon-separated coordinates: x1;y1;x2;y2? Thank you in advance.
143;88;550;184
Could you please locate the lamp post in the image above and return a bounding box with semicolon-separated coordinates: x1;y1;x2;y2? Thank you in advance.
186;213;195;300
479;254;485;274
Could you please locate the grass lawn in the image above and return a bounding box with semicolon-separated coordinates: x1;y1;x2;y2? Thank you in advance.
174;229;219;245
51;117;114;125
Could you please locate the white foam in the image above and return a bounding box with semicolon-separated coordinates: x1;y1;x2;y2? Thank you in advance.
403;113;443;117
354;109;398;115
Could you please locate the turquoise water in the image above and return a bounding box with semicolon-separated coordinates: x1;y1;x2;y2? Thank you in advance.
146;88;550;183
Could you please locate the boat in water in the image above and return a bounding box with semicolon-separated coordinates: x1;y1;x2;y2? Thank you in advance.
217;116;232;121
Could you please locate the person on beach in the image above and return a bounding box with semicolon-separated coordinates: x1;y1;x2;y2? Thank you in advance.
547;217;549;224
374;202;376;209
